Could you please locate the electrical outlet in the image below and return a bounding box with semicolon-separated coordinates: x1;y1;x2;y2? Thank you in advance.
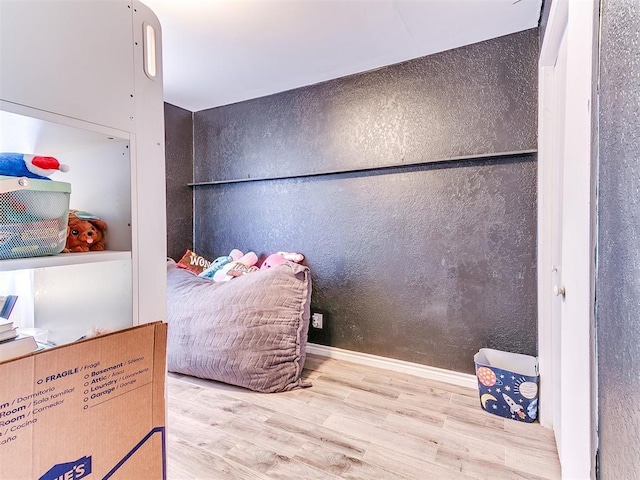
311;312;323;329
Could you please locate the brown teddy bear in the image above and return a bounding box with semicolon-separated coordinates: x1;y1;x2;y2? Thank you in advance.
64;210;107;252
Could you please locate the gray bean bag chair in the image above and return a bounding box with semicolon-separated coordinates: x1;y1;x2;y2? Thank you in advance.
166;259;311;392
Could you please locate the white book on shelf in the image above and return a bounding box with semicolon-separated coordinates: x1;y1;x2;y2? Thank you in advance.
0;320;14;333
0;335;39;362
0;328;18;342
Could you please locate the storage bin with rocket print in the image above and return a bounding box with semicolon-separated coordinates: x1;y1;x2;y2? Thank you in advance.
474;348;539;423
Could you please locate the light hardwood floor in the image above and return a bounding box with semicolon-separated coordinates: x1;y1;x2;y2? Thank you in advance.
167;354;560;480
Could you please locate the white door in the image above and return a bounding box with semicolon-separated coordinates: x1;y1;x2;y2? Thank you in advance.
550;27;568;454
538;0;596;478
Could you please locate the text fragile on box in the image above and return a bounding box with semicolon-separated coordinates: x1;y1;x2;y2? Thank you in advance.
0;322;167;479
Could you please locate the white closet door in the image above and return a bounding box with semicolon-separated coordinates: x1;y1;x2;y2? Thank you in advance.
538;0;597;477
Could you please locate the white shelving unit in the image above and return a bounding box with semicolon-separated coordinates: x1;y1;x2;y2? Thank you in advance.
0;0;166;346
0;251;132;272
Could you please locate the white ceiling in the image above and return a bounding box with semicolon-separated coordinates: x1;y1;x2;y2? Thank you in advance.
143;0;542;113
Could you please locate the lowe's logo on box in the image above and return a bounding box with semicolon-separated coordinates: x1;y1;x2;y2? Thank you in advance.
38;456;92;480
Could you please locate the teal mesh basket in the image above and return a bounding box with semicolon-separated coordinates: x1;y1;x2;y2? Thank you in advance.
0;175;71;259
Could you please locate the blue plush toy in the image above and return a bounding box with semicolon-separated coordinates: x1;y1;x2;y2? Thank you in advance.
0;152;69;180
198;248;245;279
198;255;233;279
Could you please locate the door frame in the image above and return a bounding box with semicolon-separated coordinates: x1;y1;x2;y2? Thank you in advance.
538;0;597;477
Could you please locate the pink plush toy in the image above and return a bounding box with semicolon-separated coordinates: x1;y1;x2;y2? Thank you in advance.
212;251;258;282
260;251;305;270
229;249;243;261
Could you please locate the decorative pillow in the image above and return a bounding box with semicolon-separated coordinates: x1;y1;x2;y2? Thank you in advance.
175;249;211;275
166;259;312;393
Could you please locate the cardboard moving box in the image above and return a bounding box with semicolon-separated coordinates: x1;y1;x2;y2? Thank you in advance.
0;322;167;479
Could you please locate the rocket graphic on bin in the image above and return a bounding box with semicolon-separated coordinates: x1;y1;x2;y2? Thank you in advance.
502;393;526;419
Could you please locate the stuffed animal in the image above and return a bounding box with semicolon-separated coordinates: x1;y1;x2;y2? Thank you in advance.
212;251;258;282
0;153;69;180
64;210;107;252
199;255;231;277
260;251;305;270
198;249;243;279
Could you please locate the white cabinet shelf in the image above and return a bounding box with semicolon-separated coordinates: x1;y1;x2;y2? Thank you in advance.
0;251;132;272
0;102;130;154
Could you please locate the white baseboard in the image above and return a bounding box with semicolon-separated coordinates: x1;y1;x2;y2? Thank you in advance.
306;343;478;390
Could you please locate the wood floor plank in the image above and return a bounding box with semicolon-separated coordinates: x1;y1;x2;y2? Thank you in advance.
224;440;337;480
303;355;370;381
504;416;557;442
396;390;508;430
361;371;456;399
221;389;331;426
265;411;369;459
323;412;439;462
301;367;323;381
168;437;267;480
293;441;399;479
383;412;506;464
313;374;401;399
172;373;305;400
361;370;478;398
305;355;368;375
444;416;558;453
168;375;202;395
291;388;389;425
345;389;448;426
171;376;331;426
302;355;338;372
168;412;238;457
299;376;355;400
363;444;478;480
506;445;562;479
452;391;483;407
213;416;303;458
169;388;274;425
435;445;552;480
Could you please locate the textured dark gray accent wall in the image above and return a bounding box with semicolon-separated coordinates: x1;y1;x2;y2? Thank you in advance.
192;29;539;374
596;1;640;477
194;29;538;183
164;102;194;260
194;156;537;373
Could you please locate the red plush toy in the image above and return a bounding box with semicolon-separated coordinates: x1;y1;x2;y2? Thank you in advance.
64;210;107;252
